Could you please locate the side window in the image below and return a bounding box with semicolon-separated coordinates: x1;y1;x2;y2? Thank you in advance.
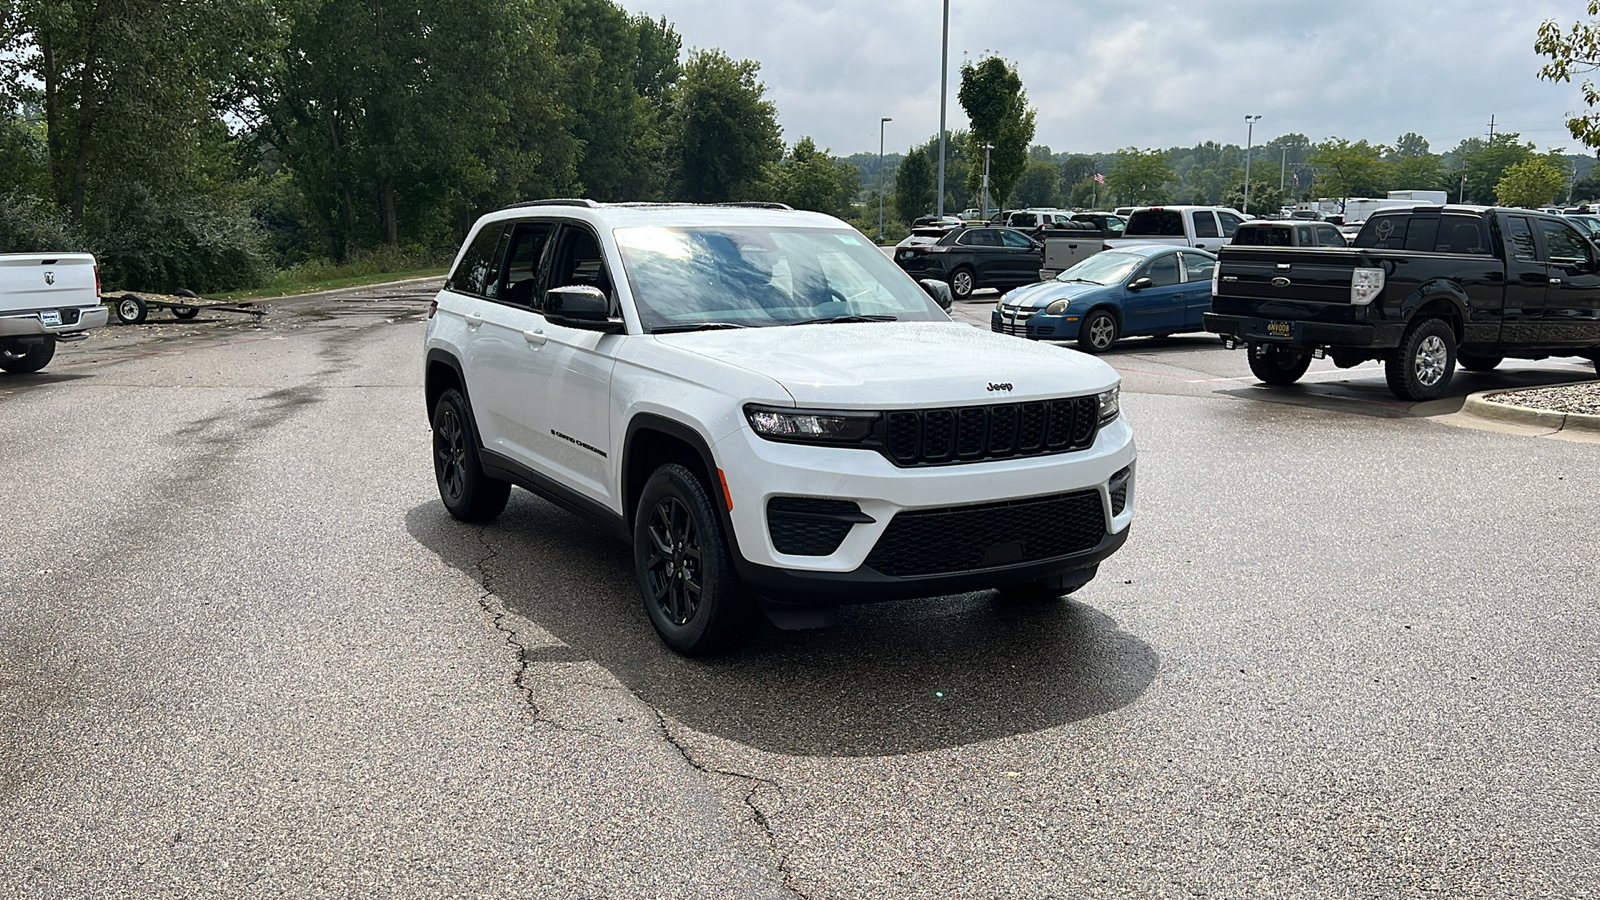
1438;215;1490;255
1217;212;1244;237
1179;252;1215;283
1356;214;1408;249
1192;212;1220;238
1296;226;1314;245
1316;226;1345;247
1141;254;1181;287
962;229;1000;247
1506;216;1539;261
1540;218;1591;265
542;225;615;310
1402;217;1440;252
500;221;554;309
447;224;507;298
1000;230;1034;248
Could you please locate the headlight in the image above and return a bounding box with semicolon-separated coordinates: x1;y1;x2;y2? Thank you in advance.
745;405;878;444
1045;299;1069;315
995;298;1006;312
1096;386;1120;425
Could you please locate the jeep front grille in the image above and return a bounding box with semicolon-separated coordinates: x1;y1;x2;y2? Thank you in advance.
882;396;1098;466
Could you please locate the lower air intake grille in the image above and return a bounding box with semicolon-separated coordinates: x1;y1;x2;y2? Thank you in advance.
767;497;866;556
863;490;1106;577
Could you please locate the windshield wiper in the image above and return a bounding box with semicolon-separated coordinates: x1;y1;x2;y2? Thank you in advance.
651;322;750;333
1060;278;1102;285
786;314;899;326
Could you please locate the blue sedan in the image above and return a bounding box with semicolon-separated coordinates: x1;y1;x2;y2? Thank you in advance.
991;244;1217;353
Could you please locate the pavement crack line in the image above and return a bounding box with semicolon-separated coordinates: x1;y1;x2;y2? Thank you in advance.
651;708;808;900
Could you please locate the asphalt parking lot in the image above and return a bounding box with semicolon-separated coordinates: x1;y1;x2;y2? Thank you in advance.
2;280;1597;898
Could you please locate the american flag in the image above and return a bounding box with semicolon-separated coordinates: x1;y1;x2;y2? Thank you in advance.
1293;171;1300;186
1094;172;1105;184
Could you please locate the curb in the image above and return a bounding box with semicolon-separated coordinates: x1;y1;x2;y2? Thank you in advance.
1462;385;1600;433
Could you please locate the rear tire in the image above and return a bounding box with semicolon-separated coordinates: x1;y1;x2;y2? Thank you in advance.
0;338;55;374
1458;354;1501;372
1385;318;1456;401
634;464;758;656
949;266;975;300
1247;342;1312;385
431;388;510;522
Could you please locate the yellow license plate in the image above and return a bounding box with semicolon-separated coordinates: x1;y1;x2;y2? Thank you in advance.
1266;320;1293;338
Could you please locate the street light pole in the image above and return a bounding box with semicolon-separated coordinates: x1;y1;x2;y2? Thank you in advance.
981;142;994;221
936;0;949;217
878;116;892;242
1243;114;1262;215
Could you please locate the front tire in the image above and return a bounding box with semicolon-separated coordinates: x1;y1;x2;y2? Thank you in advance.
634;464;758;656
431;388;510;522
0;338;55;374
1077;309;1119;353
948;266;975;299
1385;318;1456;401
1247;342;1312;385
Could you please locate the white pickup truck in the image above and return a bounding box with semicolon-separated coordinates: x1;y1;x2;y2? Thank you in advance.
0;252;106;373
1103;205;1248;254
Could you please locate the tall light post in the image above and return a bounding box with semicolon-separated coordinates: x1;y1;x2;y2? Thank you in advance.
878;116;892;242
980;142;994;221
935;0;949;217
1243;114;1262;215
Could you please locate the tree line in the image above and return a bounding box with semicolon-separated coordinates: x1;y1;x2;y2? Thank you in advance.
0;0;867;291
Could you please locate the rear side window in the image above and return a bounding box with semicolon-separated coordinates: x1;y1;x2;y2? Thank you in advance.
1000;230;1035;249
448;224;507;298
960;229;1000;247
1142;254;1181;287
1296;226;1314;245
1233;225;1291;246
1192;212;1220;238
1437;215;1490;254
1355;214;1420;250
1180;251;1215;282
1506;216;1538;261
1126;210;1185;236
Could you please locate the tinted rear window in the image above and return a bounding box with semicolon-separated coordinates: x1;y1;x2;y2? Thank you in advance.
1354;213;1490;255
1126;210;1185;237
1233;225;1293;246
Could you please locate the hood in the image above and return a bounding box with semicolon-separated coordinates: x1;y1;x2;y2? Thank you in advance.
658;321;1118;408
1001;279;1115;310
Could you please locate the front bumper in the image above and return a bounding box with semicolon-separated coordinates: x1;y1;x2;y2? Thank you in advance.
1203;312;1402;349
714;414;1137;604
0;305;109;338
991;307;1079;341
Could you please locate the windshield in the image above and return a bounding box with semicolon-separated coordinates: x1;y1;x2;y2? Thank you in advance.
1057;251;1141;285
615;225;946;330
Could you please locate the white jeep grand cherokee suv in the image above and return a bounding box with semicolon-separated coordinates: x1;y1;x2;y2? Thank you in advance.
424;200;1136;655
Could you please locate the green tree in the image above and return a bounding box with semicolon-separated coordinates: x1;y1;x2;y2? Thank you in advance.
1106;147;1174;206
957;56;1035;209
1537;3;1600;149
1390;153;1447;192
1307;139;1390;198
1220;180;1285;215
1496;158;1567;208
894;147;935;222
1391;132;1431;159
775;137;859;218
1057;154;1097;191
665;49;783;203
1455;133;1536;204
1011;158;1060;208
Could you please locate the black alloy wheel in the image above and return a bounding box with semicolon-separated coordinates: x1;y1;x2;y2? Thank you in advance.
1385;318;1456;401
431;388;510;522
634;463;758;656
1247;342;1312;385
0;338;54;374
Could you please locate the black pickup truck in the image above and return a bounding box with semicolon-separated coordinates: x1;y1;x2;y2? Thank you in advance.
1204;205;1600;400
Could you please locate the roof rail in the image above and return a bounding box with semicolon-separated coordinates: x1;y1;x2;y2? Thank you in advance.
501;198;601;210
719;201;794;210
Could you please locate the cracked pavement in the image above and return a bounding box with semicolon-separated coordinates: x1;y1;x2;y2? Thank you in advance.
2;280;1598;898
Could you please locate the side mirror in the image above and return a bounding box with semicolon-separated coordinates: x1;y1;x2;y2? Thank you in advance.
547;285;623;331
919;278;954;311
1128;277;1153;291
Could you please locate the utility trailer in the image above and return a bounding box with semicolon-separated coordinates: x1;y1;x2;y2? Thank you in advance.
105;288;265;324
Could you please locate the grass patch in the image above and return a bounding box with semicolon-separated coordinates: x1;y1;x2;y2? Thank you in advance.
212;246;452;300
214;266;446;300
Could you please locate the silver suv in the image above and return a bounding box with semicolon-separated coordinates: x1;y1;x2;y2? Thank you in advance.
424;200;1137;655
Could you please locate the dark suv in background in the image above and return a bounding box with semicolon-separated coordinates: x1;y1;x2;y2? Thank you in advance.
893;226;1043;299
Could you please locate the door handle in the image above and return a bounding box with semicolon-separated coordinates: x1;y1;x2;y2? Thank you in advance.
523;328;547;346
464;313;484;327
1550;278;1563;285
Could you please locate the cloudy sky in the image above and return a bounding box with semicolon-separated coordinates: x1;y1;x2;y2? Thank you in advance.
622;0;1594;158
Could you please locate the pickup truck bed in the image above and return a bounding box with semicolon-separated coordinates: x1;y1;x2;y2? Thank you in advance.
0;252;106;373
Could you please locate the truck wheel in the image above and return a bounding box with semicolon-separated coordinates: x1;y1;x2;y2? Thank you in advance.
0;338;55;374
1457;354;1502;372
634;463;758;656
1247;342;1311;385
948;266;975;299
115;294;148;325
1077;310;1118;353
431;388;510;522
1385;318;1456;401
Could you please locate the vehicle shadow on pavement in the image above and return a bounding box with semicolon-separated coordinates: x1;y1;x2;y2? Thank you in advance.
406;497;1159;757
1217;364;1595;419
